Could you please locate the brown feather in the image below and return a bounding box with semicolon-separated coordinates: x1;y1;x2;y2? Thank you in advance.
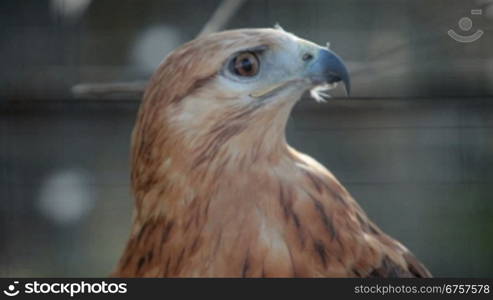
113;28;431;278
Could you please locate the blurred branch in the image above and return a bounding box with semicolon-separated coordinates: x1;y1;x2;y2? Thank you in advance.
197;0;246;37
72;81;148;97
72;0;246;98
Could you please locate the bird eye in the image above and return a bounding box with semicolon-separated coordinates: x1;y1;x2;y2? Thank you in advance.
232;52;260;77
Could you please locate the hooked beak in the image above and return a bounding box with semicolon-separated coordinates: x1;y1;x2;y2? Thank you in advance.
306;48;351;96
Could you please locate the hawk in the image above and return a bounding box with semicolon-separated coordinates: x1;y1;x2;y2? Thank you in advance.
114;28;431;277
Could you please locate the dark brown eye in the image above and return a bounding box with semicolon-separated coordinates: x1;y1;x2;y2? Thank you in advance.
232;52;260;77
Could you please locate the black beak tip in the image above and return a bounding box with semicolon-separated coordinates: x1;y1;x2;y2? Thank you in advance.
328;74;351;96
343;77;351;96
319;49;351;97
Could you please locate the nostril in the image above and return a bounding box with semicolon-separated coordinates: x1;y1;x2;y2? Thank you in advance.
302;53;314;61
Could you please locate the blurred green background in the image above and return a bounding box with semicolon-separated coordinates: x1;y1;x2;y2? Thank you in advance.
1;0;493;277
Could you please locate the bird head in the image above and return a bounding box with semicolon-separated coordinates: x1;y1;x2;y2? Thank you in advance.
147;27;350;109
182;27;351;104
132;28;350;210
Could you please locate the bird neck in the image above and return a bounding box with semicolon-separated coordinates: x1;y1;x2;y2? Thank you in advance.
130;99;296;221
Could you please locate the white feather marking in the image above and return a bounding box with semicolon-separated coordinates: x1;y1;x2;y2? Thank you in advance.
274;23;285;31
310;83;338;102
